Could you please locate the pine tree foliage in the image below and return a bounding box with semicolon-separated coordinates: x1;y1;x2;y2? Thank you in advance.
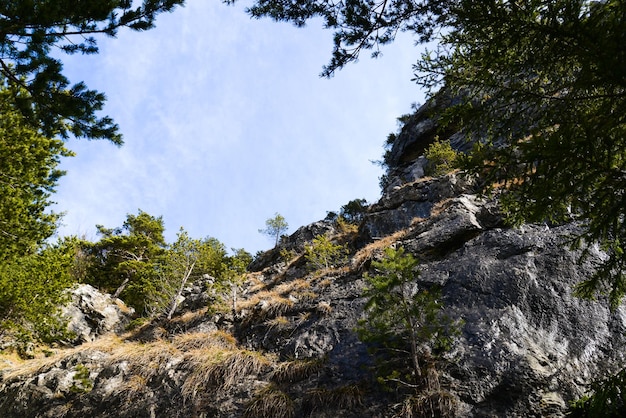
357;247;459;388
0;238;80;347
0;85;73;260
259;213;289;247
84;210;167;313
84;212;252;318
233;0;451;77
0;0;185;143
148;228;231;319
238;0;626;305
424;138;459;176
304;234;347;270
413;0;626;308
569;367;626;417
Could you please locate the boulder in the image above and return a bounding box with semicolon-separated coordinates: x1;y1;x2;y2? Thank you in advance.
62;284;134;344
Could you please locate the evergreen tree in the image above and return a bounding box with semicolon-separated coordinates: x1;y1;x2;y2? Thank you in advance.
0;84;72;260
148;228;230;319
234;1;625;412
259;213;289;247
304;234;347;270
0;238;80;348
0;0;185;143
357;247;459;415
85;210;166;313
237;0;626;305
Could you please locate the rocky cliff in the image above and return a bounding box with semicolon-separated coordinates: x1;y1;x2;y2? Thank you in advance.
1;104;624;417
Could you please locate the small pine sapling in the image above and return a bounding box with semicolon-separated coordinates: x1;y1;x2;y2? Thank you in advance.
357;247;461;415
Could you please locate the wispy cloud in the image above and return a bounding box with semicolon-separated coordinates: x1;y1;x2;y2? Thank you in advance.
53;1;424;253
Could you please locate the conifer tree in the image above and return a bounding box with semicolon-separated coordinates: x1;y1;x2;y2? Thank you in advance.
85;210;167;313
237;0;626;305
357;247;459;415
0;0;185;143
0;84;72;260
0;238;80;348
259;213;289;247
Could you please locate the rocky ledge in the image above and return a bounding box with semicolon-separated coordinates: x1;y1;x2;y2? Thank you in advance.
1;171;624;417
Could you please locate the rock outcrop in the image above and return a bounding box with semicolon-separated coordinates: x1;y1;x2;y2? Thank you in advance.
1;102;624;417
62;284;134;344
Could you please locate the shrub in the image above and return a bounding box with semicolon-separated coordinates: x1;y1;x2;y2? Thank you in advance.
304;235;347;270
424;138;459;176
357;247;461;394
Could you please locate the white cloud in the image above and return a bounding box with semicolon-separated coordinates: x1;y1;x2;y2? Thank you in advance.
53;1;425;253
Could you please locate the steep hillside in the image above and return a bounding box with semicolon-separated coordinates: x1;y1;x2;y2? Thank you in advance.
1;104;625;417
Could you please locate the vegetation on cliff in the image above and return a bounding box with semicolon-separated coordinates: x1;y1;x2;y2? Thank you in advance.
1;0;625;416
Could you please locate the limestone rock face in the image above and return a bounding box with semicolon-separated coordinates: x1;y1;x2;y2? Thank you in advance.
1;134;624;416
417;223;626;416
62;284;134;344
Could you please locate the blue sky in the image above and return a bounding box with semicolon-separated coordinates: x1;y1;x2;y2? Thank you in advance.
52;1;425;254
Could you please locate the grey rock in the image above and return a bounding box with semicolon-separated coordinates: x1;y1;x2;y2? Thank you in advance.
362;173;478;239
62;284;134;344
1;149;623;417
416;224;626;416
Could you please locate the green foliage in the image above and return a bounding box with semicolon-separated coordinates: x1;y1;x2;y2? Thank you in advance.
147;228;232;318
415;0;626;308
569;367;626;417
339;198;368;224
242;0;626;307
0;238;79;346
424;138;458;176
84;210;167;314
259;213;289;247
239;0;446;77
279;248;298;263
84;212;250;317
226;248;253;281
0;86;73;260
357;247;459;388
0;0;185;143
70;364;94;393
304;234;348;270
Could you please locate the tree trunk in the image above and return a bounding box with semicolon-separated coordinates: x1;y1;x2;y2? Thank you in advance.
112;278;129;299
166;261;195;320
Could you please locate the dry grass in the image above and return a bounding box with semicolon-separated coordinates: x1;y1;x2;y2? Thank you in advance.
303;384;364;413
182;348;271;400
400;391;458;418
1;334;123;381
266;315;291;331
237;290;296;324
269;357;325;383
316;301;333;316
172;331;237;352
246;273;268;293
243;383;295;418
274;279;311;296
318;277;332;288
207;330;238;349
294;290;318;302
170;307;208;327
108;340;179;381
261;296;295;318
430;197;454;217
119;374;148;401
410;217;427;226
352;229;410;268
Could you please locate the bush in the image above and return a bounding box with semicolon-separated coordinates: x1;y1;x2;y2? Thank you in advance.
0;238;79;348
304;235;347;270
424;138;459;176
357;247;460;390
